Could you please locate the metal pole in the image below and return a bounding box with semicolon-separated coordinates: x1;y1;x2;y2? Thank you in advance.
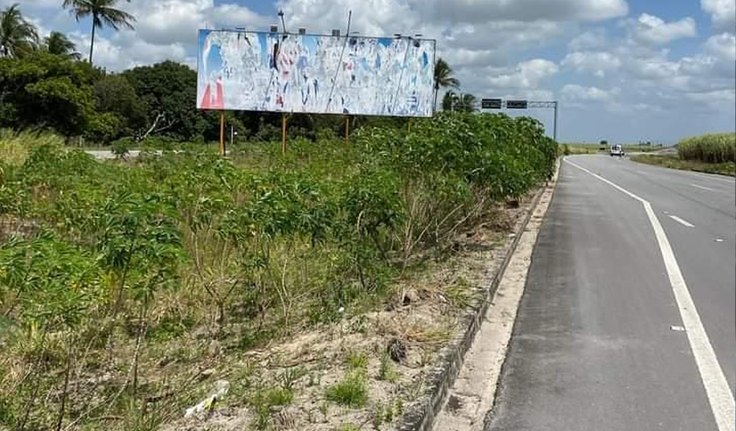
230;125;234;148
553;101;558;142
345;116;350;143
219;112;225;156
281;113;287;156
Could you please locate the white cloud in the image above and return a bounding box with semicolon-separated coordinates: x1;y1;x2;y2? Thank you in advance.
70;31;191;71
705;32;736;61
0;0;59;9
562;51;621;77
568;29;608;50
277;0;416;36
630;13;697;45
119;0;268;46
561;84;619;102
701;0;736;31
410;0;628;23
487;59;559;89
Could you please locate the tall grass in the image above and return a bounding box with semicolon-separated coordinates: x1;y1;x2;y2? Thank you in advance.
0;129;65;166
678;133;736;163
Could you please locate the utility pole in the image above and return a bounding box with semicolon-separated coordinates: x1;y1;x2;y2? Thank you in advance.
553;101;558;142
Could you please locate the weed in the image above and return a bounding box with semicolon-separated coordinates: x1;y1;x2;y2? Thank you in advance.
346;351;369;371
279;366;307;390
250;387;294;430
325;373;368;408
267;387;294;406
338;424;360;431
377;353;398;383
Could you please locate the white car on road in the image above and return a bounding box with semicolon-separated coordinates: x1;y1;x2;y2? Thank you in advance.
609;144;625;157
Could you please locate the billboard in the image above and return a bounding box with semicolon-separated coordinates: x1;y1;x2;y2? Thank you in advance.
197;29;436;117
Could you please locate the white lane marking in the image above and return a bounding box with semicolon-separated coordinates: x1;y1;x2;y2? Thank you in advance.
565;158;735;431
669;215;695;228
691;184;716;191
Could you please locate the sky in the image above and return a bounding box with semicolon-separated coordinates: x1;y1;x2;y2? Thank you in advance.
5;0;736;144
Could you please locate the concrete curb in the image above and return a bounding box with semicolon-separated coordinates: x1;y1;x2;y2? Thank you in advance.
396;162;560;431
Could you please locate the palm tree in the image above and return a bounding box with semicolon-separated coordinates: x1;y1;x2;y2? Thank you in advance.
0;4;38;58
44;31;81;60
442;90;458;111
457;93;478;113
433;58;460;112
62;0;135;65
441;91;477;113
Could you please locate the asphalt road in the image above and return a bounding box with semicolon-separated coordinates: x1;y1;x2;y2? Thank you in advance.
86;150;141;160
486;155;735;431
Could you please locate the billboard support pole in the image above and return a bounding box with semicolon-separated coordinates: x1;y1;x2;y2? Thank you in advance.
219;111;225;156
345;116;350;143
281;113;287;155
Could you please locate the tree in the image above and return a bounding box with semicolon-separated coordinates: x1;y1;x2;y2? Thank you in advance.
44;31;81;60
92;74;146;139
0;4;38;59
123;61;210;141
456;93;477;113
441;91;477;113
62;0;135;65
0;52;99;135
433;58;459;112
442;90;458;111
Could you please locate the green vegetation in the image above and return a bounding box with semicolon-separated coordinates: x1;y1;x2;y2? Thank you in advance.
630;133;735;176
346;351;369;371
326;373;369;408
678;133;736;163
0;111;555;429
630;154;735;177
377;353;399;382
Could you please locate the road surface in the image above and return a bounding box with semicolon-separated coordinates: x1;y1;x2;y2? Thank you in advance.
86;149;141;160
487;155;735;431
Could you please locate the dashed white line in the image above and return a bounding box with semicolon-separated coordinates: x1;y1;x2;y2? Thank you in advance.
691;183;715;191
565;158;735;431
668;215;695;228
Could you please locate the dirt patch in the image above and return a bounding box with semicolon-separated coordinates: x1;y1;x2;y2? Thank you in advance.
154;194;540;431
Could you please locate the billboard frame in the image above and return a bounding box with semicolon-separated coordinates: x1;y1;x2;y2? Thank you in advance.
196;28;437;118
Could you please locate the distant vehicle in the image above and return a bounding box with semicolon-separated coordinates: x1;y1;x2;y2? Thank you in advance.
599;140;608;151
610;144;625;157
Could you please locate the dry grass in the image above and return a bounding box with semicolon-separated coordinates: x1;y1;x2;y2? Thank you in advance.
0;130;65;165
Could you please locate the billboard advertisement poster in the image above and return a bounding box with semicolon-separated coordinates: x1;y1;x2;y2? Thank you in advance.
197;29;436;117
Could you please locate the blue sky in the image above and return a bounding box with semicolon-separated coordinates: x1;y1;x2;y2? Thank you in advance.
6;0;735;144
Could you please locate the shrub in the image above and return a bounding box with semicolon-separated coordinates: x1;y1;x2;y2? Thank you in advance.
678;133;736;163
325;373;368;407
